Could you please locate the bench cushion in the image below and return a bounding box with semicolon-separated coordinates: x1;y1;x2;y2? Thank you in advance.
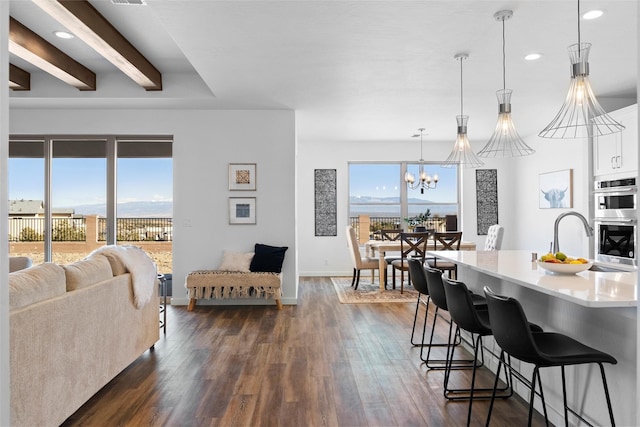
185;270;282;300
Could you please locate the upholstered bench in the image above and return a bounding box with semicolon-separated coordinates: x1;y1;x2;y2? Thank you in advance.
185;270;283;310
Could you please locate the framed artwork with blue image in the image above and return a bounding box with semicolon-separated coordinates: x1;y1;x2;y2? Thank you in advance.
229;197;256;224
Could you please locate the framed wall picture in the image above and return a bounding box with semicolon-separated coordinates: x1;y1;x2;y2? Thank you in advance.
229;197;256;224
539;169;573;209
228;163;257;191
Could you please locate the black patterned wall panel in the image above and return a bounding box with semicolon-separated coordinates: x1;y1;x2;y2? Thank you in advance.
315;169;337;236
476;169;498;235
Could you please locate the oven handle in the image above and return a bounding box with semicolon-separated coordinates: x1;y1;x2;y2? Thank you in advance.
593;217;638;225
593;186;637;194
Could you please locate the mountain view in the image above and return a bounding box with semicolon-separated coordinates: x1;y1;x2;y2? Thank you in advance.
71;201;173;218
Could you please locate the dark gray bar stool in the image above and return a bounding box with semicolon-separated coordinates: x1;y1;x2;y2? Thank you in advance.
441;275;516;427
483;286;617;427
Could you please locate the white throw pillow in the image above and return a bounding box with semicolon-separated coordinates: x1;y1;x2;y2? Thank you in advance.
218;251;254;272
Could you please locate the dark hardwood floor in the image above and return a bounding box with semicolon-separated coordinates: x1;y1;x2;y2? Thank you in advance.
62;277;547;426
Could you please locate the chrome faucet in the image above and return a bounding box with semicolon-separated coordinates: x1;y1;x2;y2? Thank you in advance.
552;211;593;254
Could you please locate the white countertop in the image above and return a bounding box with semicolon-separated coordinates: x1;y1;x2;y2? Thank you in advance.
427;250;637;308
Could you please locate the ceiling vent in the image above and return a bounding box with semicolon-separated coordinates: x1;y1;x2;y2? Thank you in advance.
111;0;146;5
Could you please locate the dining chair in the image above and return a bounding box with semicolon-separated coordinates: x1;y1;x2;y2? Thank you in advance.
426;231;462;279
389;231;429;293
484;224;504;251
345;225;378;289
380;228;402;241
380;228;403;286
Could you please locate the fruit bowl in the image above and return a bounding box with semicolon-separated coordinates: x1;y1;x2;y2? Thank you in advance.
537;260;593;274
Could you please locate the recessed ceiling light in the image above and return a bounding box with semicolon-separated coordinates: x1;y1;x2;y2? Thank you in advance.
54;30;74;39
525;53;542;61
582;10;604;20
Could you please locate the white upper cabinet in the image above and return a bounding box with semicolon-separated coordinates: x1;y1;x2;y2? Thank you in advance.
594;104;638;178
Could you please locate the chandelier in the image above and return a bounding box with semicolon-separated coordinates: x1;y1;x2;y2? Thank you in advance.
405;128;438;194
478;10;535;158
442;53;484;168
539;0;624;139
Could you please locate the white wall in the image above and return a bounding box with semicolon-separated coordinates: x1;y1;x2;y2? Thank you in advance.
9;109;298;306
297;138;502;276
296;134;594;277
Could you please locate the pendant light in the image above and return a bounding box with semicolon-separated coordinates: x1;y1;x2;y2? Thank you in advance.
442;53;483;168
405;128;438;194
539;0;624;139
478;10;535;158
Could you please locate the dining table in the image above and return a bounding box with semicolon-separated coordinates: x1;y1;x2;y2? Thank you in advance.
364;239;477;290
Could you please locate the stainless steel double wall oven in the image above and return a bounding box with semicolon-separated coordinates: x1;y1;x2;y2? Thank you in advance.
593;177;637;267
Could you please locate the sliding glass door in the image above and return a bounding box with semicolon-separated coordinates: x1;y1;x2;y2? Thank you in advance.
8;135;173;272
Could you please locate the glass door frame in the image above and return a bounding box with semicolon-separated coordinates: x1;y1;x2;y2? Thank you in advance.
9;134;172;262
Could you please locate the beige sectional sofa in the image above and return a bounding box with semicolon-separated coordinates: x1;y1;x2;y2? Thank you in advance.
8;249;159;427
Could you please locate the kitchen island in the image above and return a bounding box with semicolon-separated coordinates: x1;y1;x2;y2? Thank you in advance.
428;250;637;426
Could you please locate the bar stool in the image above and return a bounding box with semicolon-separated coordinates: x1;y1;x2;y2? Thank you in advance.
421;265;487;369
441;275;515;427
407;259;451;351
483;287;617;427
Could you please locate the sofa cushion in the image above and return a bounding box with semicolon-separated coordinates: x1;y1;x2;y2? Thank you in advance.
9;263;66;310
218;251;254;272
9;256;33;273
92;251;128;276
64;255;114;291
249;243;288;273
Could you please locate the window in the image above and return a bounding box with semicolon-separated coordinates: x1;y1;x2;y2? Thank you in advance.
349;162;459;238
8;135;173;273
406;163;459;217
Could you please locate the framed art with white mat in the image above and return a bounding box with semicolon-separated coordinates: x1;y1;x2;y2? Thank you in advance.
229;197;256;224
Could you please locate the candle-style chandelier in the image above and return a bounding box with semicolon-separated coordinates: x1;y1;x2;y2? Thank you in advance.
405;128;438;194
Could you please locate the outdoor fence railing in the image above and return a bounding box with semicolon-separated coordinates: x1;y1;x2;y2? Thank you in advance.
9;217;87;242
9;216;173;242
349;216;449;241
98;217;173;241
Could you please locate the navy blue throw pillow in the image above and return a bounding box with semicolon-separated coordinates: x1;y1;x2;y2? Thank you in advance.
249;244;288;273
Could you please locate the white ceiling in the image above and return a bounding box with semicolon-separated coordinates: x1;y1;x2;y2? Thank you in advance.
8;0;638;145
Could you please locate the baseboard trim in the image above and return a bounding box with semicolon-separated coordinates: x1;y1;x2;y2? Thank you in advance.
170;296;298;306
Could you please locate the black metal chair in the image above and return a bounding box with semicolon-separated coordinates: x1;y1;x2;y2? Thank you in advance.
421;265;487;370
407;259;453;352
441;276;519;426
483;287;617;427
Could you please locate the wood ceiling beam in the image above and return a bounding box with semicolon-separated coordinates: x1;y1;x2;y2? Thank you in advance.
9;17;96;90
9;64;31;91
33;0;162;91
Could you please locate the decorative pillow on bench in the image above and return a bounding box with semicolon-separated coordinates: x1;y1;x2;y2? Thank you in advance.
249;243;288;273
218;251;255;272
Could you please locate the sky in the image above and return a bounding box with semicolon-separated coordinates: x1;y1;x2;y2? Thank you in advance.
9;158;173;208
349;163;458;203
